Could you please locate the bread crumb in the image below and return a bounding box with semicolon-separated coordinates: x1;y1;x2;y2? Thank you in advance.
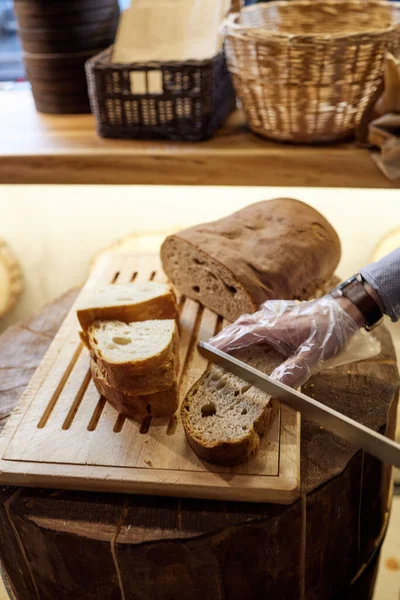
144;459;152;467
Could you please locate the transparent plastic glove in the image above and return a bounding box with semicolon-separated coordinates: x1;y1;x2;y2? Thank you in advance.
209;296;381;389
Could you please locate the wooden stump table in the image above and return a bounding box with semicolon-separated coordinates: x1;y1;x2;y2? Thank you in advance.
0;290;398;600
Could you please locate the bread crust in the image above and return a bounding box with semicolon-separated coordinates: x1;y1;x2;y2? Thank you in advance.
91;359;178;421
91;351;179;395
161;198;341;320
77;286;178;332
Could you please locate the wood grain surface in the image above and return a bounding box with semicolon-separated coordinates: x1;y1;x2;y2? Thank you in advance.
0;89;396;187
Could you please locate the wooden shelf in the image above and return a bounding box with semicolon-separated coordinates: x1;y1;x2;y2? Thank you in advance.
0;88;396;187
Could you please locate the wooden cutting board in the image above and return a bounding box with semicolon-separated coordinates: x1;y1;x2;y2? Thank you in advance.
0;252;300;503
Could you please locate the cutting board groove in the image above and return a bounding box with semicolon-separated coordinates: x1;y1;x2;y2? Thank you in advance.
0;252;300;503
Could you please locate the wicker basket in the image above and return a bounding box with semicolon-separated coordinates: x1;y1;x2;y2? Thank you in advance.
224;0;400;143
86;47;236;141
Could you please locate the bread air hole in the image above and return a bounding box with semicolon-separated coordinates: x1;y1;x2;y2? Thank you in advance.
209;372;221;383
112;336;132;345
241;384;252;394
193;258;204;265
201;402;216;418
192;285;200;293
223;282;237;295
241;408;248;415
216;379;227;390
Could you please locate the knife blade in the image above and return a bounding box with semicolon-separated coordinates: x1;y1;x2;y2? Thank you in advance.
198;341;400;469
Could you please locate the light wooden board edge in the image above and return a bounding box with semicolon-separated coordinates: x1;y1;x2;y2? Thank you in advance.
279;406;301;499
0;462;299;504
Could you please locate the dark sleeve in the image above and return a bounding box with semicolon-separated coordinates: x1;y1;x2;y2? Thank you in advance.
360;248;400;322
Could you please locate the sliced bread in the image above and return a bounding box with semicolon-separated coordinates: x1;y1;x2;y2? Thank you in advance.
88;319;179;391
161;198;341;320
182;344;283;466
77;282;177;331
92;355;178;395
91;359;178;421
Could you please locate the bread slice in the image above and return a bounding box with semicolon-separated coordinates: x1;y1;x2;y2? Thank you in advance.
88;319;179;392
160;198;341;321
182;344;283;466
94;355;178;395
77;282;177;331
91;359;178;422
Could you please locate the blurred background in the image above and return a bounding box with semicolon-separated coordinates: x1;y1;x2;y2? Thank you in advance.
0;0;131;81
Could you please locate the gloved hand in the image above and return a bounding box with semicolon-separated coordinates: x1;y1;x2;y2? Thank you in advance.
209;295;381;388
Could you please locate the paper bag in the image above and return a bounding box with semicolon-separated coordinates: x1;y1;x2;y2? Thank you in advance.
112;0;231;65
369;113;400;181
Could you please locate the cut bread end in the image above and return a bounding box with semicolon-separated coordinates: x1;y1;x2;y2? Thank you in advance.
161;236;255;321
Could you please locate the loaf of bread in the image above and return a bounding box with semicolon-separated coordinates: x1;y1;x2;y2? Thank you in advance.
77;282;177;331
87;320;179;393
91;359;179;421
182;344;282;466
161;198;341;320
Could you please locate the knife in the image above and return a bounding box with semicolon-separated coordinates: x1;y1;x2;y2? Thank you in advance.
198;341;400;469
